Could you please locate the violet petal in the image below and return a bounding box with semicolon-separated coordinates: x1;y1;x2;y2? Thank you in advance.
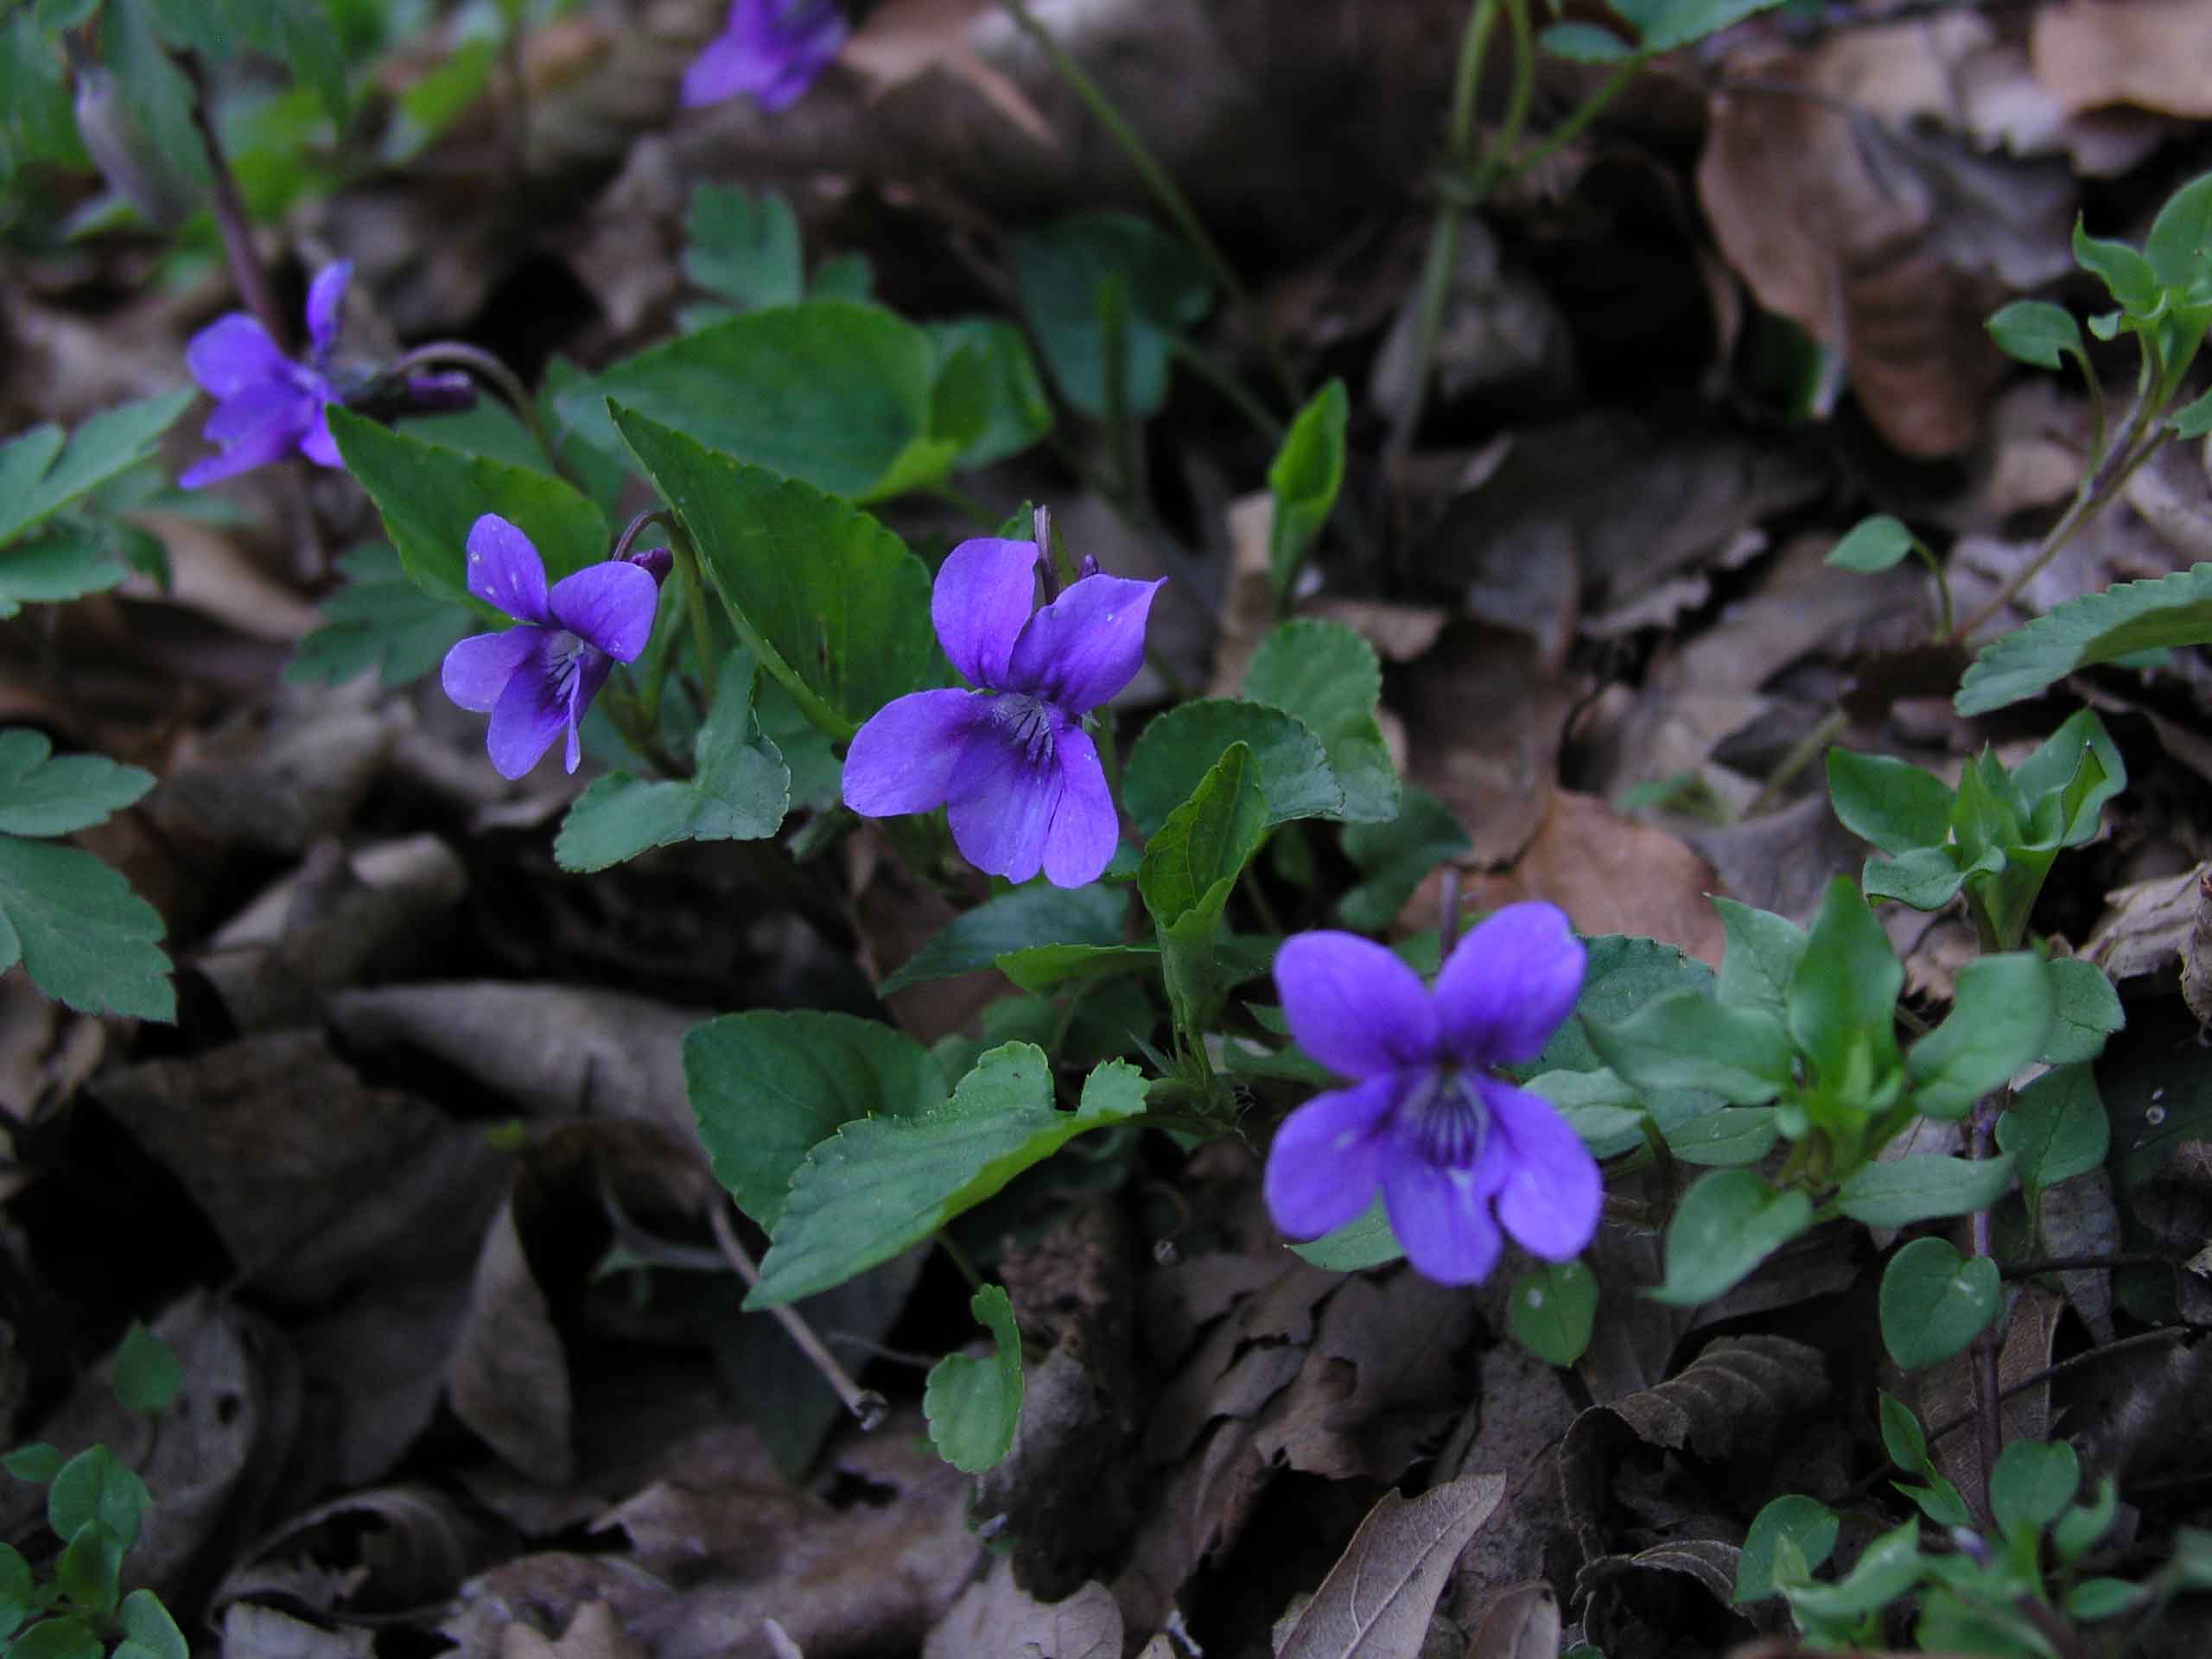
565;651;616;773
441;626;540;713
549;561;658;662
842;689;989;817
202;382;315;445
1273;931;1438;1079
305;262;352;360
1039;719;1119;887
945;720;1062;884
465;514;550;625
184;315;289;398
678;29;757;107
483;636;569;779
1263;1074;1397;1239
931;537;1038;690
295;401;342;467
1004;574;1163;713
1480;1077;1603;1262
1433;901;1586;1066
1379;1152;1503;1286
176;422;302;489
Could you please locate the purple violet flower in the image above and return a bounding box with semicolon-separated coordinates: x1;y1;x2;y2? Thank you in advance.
1263;905;1602;1286
440;515;660;779
842;536;1162;888
681;0;848;111
180;263;353;488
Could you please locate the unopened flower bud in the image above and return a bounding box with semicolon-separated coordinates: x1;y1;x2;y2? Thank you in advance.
624;546;674;585
1077;554;1101;581
72;62;201;228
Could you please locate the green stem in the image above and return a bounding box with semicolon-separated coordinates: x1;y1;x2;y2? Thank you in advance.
1499;54;1648;183
937;1233;986;1292
1744;707;1847;819
995;0;1302;409
1385;0;1501;461
1471;0;1536;197
1168;331;1285;444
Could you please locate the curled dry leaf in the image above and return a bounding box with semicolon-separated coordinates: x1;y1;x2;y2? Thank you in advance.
213;1485;504;1625
1274;1474;1506;1659
2031;0;2212;118
1465;1580;1561;1659
922;1560;1122;1659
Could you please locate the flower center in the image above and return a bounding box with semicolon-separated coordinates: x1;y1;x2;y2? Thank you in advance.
1400;1066;1489;1171
993;693;1057;766
545;630;592;702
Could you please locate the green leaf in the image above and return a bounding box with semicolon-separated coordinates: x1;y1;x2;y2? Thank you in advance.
1997;1062;2108;1203
2065;1578;2146;1621
1787;875;1902;1093
2145;171;2212;289
1863;845;1969;912
924;1284;1024;1474
1528;1067;1648;1155
1633;0;1783;48
2071;219;2160;314
880;883;1126;997
112;1590;187;1659
0;1542;27;1639
2051;1477;2118;1563
1826;748;1953;856
560;302;963;502
0;528;132;619
111;1322;180;1414
0;731;153;837
1986;301;2084;371
97;0;207;209
810;251;873;302
1338;786;1470;932
1288;1192;1402;1272
379;37;492;163
1123;699;1343;838
1781;1521;1925;1624
1735;1496;1839;1603
0;836;173;1020
1141;743;1268;1038
2012;707;2125;846
1990;1439;2079;1541
1539;20;1635;59
1906;953;2054;1119
1955;562;2212;715
1825;515;1918;574
1648;1169;1815;1306
1241;618;1399;823
1265;380;1349;602
1878;1389;1937;1474
924;319;1053;471
750;1051;1147;1306
1664;1107;1779;1166
682;184;803;310
285;544;474;687
54;1522;119;1614
995;941;1154;994
11;1612;102;1659
2;1443;60;1484
1878;1236;1999;1370
1521;932;1717;1077
685;1010;946;1230
47;1446;146;1552
1507;1259;1597;1366
1586;991;1791;1105
554;666;790;872
1838;1152;2016;1226
327;409;609;607
0;390;194;551
1009;211;1211;422
1712;898;1807;1022
610;406;944;741
2170;385;2212;438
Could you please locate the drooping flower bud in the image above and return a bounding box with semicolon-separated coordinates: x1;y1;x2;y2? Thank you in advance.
623;546;674;585
71;61;200;228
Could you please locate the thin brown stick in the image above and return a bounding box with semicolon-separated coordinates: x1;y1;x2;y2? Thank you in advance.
709;1201;886;1431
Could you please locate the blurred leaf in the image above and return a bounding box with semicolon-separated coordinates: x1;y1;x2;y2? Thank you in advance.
111;1323;181;1414
1649;1169;1813;1305
683;183;803;310
1955;563;2212;715
1242;617;1399;823
880;883;1125;997
1998;1062;2108;1201
923;318;1052;470
1266;379;1348;602
0;390;194;551
1010;211;1211;421
1735;1496;1839;1603
112;1589;188;1659
1338;787;1469;932
1825;515;1917;573
1839;1153;2015;1226
47;1446;147;1553
1141;742;1267;1039
287;545;474;687
380;38;492;164
1990;1439;2079;1539
1507;1258;1597;1366
1124;698;1343;838
0;836;173;1020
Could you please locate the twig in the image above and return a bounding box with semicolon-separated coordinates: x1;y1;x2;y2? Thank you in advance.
709;1201;887;1430
1923;1325;2196;1447
1967;1097;2004;1516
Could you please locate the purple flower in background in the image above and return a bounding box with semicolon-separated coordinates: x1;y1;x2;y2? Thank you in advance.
1264;905;1600;1286
180;263;353;488
842;537;1162;887
440;515;659;779
681;0;848;111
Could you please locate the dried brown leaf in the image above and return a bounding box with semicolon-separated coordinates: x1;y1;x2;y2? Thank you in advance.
1465;1580;1560;1659
922;1560;1122;1659
1275;1475;1505;1659
2031;0;2212;117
